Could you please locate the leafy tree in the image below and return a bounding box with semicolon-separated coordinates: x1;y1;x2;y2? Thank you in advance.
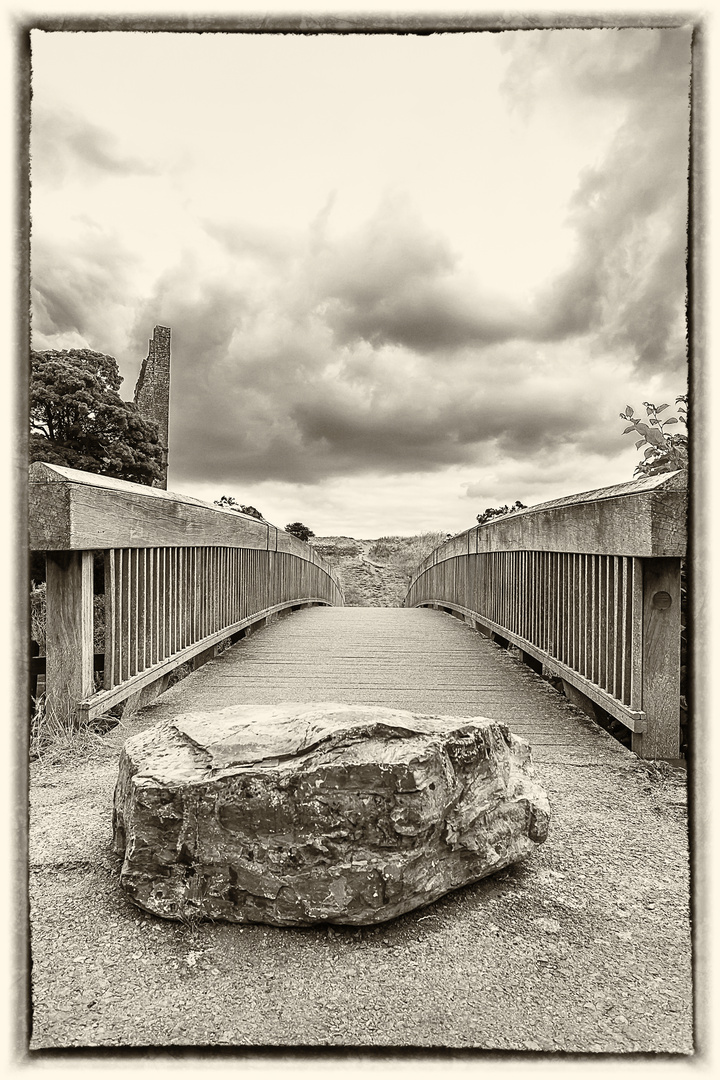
476;500;526;526
214;495;264;520
285;522;315;542
30;348;163;485
619;396;688;476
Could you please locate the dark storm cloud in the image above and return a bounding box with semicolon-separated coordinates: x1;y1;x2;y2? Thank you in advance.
31;106;159;184
314;199;530;352
123;244;598;486
506;28;690;374
31;235;139;354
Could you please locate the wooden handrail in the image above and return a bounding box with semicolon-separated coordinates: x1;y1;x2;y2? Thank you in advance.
404;472;687;760
30;463;344;724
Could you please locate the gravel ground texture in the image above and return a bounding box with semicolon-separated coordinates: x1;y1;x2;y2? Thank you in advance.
29;701;692;1053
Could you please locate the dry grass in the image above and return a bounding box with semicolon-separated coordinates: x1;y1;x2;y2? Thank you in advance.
30;694;111;765
385;532;447;583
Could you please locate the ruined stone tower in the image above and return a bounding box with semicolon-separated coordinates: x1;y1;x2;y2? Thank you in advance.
134;325;171;489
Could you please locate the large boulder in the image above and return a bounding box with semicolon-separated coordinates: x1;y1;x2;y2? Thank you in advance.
113;702;550;925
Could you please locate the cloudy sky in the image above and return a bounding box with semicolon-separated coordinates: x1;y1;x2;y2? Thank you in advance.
29;27;691;536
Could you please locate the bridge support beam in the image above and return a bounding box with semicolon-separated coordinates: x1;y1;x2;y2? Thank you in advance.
633;557;683;760
45;551;95;727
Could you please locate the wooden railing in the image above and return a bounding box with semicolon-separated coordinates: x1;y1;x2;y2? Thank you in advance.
29;463;344;723
404;472;687;760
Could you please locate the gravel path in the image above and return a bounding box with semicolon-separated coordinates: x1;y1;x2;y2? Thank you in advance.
29;611;692;1053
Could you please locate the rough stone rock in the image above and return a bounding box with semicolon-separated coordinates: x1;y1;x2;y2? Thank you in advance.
113;702;550;926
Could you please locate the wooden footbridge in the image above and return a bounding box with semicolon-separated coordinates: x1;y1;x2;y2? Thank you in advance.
29;462;687;761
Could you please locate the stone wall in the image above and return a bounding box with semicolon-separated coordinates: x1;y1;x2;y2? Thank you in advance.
133;325;171;489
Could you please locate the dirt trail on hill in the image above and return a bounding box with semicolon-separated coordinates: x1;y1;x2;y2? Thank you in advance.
309;536;438;607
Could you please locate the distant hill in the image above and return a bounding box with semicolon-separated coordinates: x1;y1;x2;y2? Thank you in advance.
309;533;447;607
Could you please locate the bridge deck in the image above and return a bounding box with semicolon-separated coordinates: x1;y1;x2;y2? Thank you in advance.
151;606;627;765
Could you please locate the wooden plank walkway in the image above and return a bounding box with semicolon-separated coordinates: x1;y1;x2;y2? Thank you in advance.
152;606;628;765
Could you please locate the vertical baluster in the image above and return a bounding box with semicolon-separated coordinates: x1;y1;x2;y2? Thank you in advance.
612;556;621;699
494;552;499;625
488;553;494;624
629;557;643;711
181;547;188;649
600;556;610;692
499;553;505;630
137;548;147;674
159;548;167;661
539;552;546;652
103;551;116;691
484;551;490;621
589;555;596;684
527;552;533;644
534;551;540;649
557;554;564;663
546;551;553;654
516;551;522;640
190;546;196;643
557;557;561;656
621;557;632;705
170;547;178;654
540;551;546;649
570;554;577;672
200;546;206;639
191;547;198;644
113;549;122;681
188;547;195;643
510;551;516;635
224;547;230;630
569;553;576;667
127;549;136;677
146;547;155;668
528;552;535;643
120;549;131;682
569;552;574;660
581;554;587;674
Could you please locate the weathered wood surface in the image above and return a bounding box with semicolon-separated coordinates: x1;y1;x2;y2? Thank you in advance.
28;462;322;561
143;607;631;765
633;558;683;759
45;551;94;723
417;471;686;567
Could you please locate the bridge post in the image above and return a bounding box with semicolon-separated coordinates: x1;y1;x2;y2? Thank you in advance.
632;557;683;760
45;551;95;727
